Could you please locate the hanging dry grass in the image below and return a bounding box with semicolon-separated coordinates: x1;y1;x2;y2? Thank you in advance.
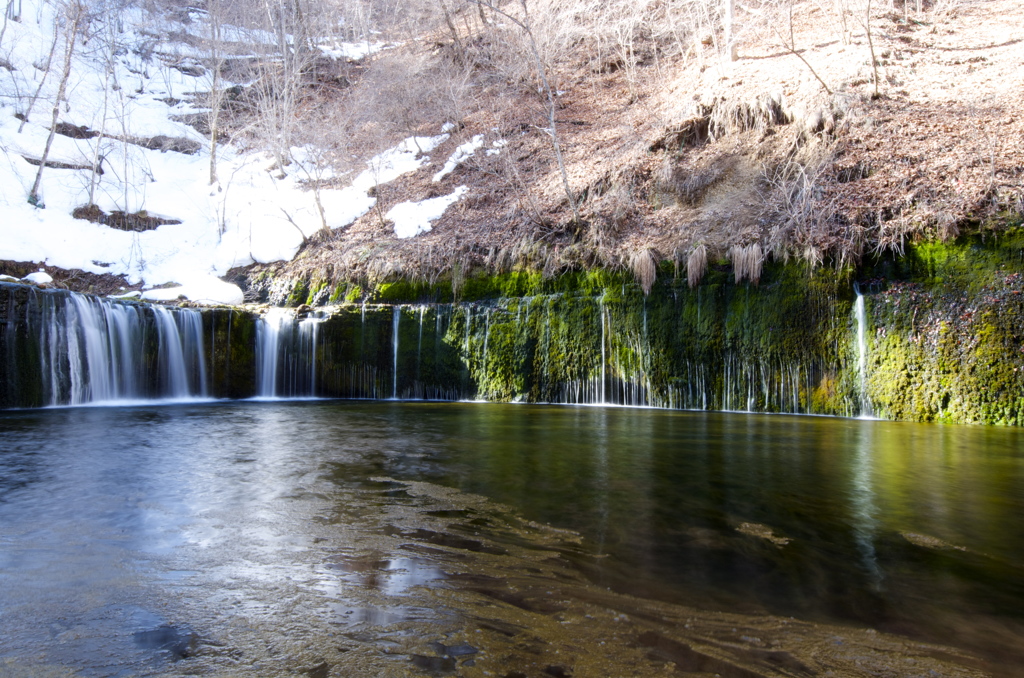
629;247;658;295
729;243;763;284
686;244;708;289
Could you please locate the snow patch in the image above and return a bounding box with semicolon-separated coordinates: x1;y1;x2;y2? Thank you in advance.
433;135;485;182
486;139;508;157
142;274;244;305
388;187;468;239
319;41;391;61
23;271;53;284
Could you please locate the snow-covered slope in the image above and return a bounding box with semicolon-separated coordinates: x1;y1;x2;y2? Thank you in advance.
0;0;462;304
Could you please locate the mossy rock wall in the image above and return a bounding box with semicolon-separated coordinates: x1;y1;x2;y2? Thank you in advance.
286;263;856;415
6;233;1024;426
860;234;1024;425
204;308;257;399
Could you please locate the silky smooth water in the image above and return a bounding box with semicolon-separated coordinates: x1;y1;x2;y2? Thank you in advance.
1;402;1022;676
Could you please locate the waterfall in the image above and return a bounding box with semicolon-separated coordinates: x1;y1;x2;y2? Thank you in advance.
392;305;401;399
600;296;607;404
3;286;208;406
256;308;288;397
300;316;321;396
4;278;861;415
417;305;425;384
854;285;873;418
256;308;321;398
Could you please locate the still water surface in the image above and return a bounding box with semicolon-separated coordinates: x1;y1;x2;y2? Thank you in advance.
1;401;1022;676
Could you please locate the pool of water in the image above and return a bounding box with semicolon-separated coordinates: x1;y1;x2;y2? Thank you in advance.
1;401;1022;676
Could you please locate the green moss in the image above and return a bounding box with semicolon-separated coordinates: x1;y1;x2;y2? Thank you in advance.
286;278;310;307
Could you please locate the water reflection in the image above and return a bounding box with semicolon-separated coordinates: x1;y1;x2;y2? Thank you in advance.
0;402;1023;674
850;422;882;589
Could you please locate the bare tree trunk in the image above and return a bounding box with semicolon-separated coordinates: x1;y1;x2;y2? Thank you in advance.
723;0;738;61
208;0;225;185
438;0;466;63
29;0;83;206
865;0;881;98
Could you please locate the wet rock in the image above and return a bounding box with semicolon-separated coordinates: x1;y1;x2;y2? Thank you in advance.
132;624;197;661
637;631;762;678
304;661;331;678
447;642;478;657
411;654;457;673
427;640;478;658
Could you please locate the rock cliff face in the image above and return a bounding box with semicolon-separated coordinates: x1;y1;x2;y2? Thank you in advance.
6;231;1024;425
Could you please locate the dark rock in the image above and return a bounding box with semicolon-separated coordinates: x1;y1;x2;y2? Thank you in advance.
304;661;331;678
410;654;457;673
132;624;197;661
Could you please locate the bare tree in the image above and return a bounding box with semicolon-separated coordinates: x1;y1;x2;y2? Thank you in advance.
29;0;85;206
86;4;117;206
768;0;833;95
17;17;59;131
468;0;579;223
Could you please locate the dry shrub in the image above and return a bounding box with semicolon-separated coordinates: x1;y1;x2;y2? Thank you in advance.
656;153;733;206
709;93;790;138
629;247;657;294
729;243;763;284
686;243;707;288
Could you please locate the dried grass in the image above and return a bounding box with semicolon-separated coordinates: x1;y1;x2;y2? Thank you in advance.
629;247;657;295
729;243;763;284
686;244;708;288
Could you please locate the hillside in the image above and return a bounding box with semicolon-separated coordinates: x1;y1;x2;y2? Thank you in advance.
1;0;1022;301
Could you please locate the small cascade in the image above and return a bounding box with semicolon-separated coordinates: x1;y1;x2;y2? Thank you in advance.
360;298;367;363
256;308;288;397
482;307;492;376
152;305;208;398
599;296;607;404
854;285;873;418
417;305;426;384
299;316;321;396
256;308;322;398
67;293;144;402
392;306;401;399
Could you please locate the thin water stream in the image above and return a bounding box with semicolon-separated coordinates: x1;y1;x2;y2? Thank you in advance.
1;401;1022;677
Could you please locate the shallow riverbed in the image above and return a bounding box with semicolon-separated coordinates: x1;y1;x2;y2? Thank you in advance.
1;401;1022;676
